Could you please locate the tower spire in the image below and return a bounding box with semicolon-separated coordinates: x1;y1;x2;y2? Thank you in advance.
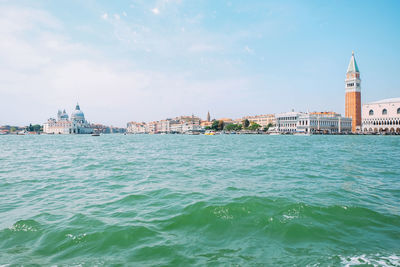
347;51;359;73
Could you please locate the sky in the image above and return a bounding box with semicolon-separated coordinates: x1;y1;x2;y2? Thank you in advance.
0;0;399;127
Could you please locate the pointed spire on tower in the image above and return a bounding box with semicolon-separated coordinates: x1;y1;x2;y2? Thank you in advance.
207;111;210;122
347;51;359;73
75;103;80;110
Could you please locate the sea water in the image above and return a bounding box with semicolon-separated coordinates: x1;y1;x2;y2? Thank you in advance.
0;135;399;266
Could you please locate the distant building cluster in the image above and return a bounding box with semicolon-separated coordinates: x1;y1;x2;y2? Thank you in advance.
276;112;352;134
127;115;203;134
0;125;26;135
344;52;400;134
92;124;126;134
125;111;354;135
242;114;276;128
41;103;126;135
43;103;93;134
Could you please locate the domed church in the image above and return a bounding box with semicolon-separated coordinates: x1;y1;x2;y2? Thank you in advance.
43;103;94;134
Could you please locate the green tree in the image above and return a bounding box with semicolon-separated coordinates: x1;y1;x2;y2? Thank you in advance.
224;123;242;131
204;126;211;130
32;124;41;132
263;123;273;132
242;119;250;128
211;120;219;131
249;122;261;131
224;123;235;131
218;120;224;131
10;127;16;132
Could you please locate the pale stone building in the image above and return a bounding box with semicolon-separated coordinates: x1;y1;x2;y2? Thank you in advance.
127;115;202;134
362;98;400;133
43;103;93;134
242;114;276;127
126;122;147;134
276;111;352;134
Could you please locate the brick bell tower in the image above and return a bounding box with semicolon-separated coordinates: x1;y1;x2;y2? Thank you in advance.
345;51;361;132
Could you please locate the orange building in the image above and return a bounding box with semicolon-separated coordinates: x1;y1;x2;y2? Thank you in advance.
345;51;361;132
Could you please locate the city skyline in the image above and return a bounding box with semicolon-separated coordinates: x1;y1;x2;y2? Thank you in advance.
1;1;400;127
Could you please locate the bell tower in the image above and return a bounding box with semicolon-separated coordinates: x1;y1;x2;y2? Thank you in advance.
345;51;361;132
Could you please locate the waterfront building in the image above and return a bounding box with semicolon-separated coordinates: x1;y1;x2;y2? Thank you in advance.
200;121;212;128
158;119;171;133
127;115;201;134
242;114;276;127
217;118;234;125
276;112;301;133
276;111;352;134
146;121;158;134
345;51;362;132
126;122;147;134
92;124;126;134
43;103;93;134
362;98;400;133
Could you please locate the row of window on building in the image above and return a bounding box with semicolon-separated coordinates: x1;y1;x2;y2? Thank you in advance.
363;120;400;126
369;108;400;116
346;82;360;87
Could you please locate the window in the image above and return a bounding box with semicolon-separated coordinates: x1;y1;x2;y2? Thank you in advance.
397;108;400;114
369;110;374;116
382;109;387;115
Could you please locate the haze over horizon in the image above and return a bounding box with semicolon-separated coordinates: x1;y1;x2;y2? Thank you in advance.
0;0;399;127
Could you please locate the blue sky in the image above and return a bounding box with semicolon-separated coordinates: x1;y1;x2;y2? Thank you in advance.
0;0;399;126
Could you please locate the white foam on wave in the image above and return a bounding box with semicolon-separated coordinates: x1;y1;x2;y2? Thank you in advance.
66;233;87;242
340;254;400;267
8;223;37;232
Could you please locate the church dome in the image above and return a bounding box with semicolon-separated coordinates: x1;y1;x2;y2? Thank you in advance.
71;103;85;121
60;109;69;120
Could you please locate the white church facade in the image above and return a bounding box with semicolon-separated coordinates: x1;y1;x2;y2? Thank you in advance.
43;103;94;134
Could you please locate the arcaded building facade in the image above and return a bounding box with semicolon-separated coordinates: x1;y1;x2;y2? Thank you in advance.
345;51;362;132
276;112;352;134
362;98;400;133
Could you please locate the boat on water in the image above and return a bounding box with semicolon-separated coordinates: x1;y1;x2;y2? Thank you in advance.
294;132;311;136
92;133;100;136
204;131;215;135
268;132;280;135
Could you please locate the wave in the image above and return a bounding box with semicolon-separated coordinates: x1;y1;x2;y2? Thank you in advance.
0;197;399;265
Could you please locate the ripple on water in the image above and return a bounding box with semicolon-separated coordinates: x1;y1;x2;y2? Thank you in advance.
0;135;399;265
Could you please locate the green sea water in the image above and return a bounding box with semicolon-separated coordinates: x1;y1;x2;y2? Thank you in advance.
0;135;399;266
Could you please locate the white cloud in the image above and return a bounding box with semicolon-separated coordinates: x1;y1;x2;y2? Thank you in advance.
114;14;120;20
0;4;251;126
151;8;160;15
101;12;108;20
244;45;255;54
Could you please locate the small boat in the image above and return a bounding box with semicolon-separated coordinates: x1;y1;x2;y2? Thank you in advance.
268;132;280;135
92;133;100;136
